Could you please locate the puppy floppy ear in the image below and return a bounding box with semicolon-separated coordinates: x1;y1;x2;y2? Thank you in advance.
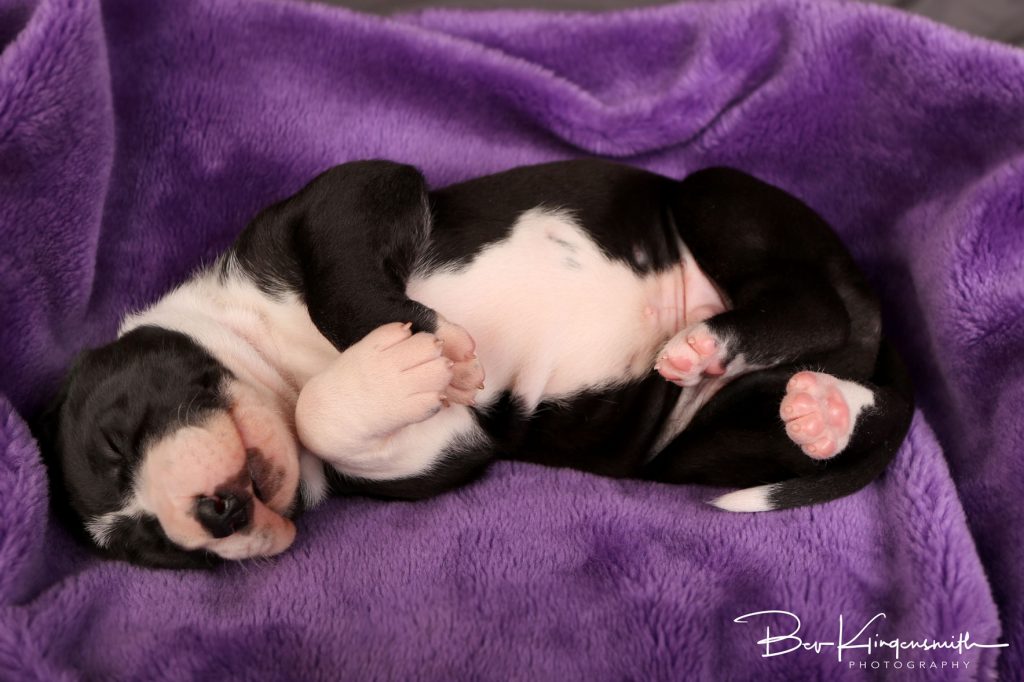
29;351;99;545
30;348;87;456
30;375;68;471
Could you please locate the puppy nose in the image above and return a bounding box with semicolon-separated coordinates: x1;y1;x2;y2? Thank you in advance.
195;493;253;538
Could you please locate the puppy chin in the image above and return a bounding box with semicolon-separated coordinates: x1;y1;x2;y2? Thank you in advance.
212;501;297;560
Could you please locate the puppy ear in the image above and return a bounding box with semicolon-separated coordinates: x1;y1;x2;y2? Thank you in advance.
29;350;99;544
30;346;100;452
30;377;68;470
30;348;90;460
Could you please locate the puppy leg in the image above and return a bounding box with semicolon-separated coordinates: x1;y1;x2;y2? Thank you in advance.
663;167;882;382
296;323;491;494
644;369;822;489
296;323;450;458
655;321;728;387
643;341;912;510
654;268;853;388
232;161;483;406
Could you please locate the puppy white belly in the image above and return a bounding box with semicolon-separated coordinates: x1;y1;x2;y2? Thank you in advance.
408;208;711;412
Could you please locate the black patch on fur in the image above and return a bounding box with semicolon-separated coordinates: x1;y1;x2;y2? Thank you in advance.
104;514;221;569
425;159;684;275
468;381;681;479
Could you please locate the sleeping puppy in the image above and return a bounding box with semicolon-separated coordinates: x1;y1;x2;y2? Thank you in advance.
36;160;913;568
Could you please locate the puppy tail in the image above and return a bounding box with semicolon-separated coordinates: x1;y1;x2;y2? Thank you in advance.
708;455;890;512
711;339;914;512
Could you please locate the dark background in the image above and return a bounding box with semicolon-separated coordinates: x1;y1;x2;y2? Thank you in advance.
317;0;1024;48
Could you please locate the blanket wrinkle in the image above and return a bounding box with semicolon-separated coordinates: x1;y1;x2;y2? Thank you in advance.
1;0;1023;679
403;4;792;156
0;398;48;607
0;0;114;415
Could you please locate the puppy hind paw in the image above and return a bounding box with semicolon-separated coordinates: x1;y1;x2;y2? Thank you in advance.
655;322;727;387
444;357;485;406
779;371;874;460
435;317;484;406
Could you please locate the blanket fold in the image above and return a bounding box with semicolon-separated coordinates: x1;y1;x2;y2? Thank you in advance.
1;0;1022;679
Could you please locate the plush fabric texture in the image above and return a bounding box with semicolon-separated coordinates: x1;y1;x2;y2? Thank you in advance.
1;0;1022;679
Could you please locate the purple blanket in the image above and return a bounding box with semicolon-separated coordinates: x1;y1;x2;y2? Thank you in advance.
2;0;1022;678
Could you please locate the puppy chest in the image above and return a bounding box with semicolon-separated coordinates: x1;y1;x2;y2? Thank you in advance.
408;208;725;409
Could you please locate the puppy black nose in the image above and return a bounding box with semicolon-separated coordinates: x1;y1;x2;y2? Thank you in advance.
195;493;253;538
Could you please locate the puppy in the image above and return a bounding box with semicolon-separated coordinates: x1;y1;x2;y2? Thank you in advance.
36;160;913;568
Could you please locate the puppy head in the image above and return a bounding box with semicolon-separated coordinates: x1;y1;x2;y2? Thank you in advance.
41;326;301;568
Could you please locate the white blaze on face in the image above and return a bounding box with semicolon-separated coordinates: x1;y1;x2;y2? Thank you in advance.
133;382;301;560
138;413;245;548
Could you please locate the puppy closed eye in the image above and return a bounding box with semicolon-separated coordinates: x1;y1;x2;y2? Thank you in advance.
94;429;126;473
95;408;144;473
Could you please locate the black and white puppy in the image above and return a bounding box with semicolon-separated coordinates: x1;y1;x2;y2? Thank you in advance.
37;160;913;568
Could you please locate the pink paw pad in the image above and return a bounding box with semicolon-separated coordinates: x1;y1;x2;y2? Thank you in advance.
655;323;727;387
435;317;485;407
779;371;852;460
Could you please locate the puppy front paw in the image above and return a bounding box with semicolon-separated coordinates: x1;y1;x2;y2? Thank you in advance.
655;322;728;387
297;323;452;456
434;317;485;406
371;323;455;427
